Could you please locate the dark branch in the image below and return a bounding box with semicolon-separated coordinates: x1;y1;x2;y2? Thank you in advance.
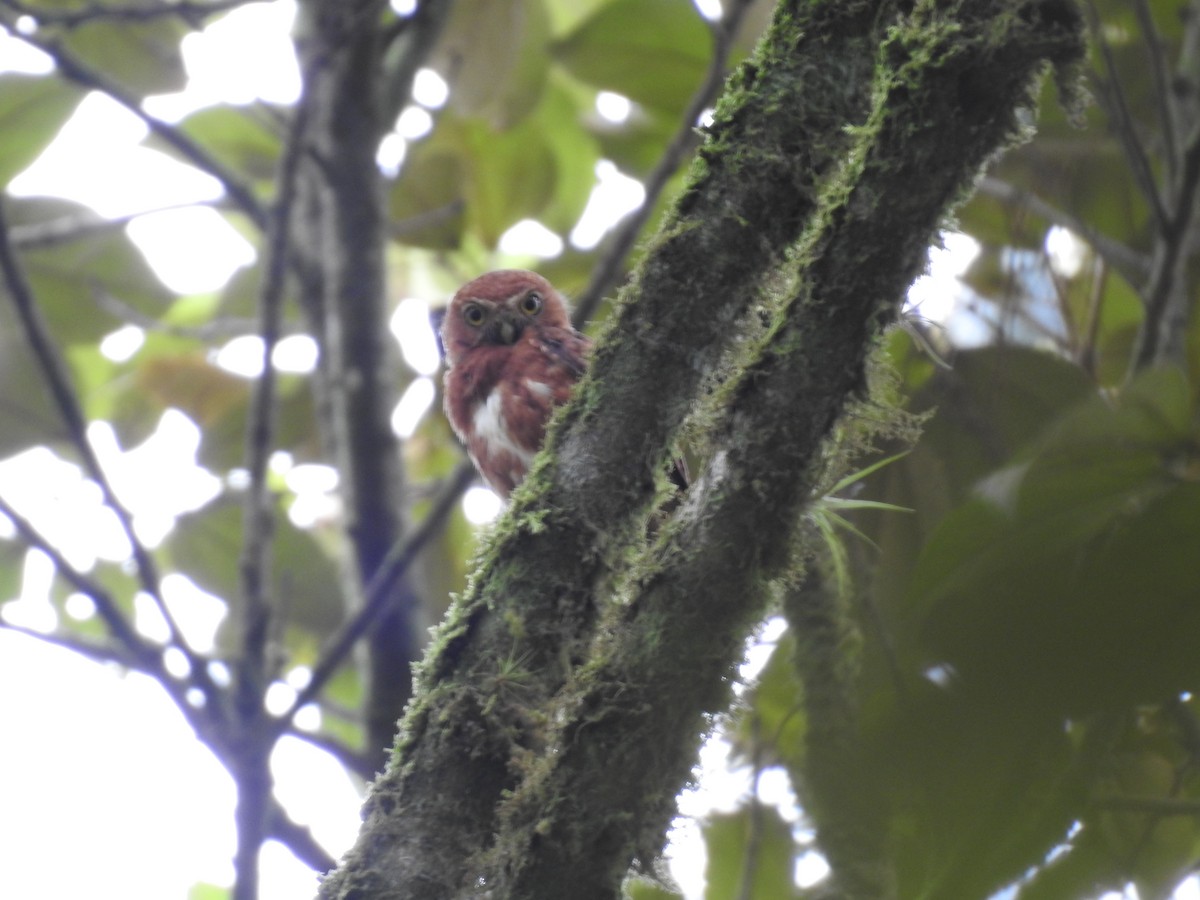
266;801;339;874
285;727;376;780
0;618;143;669
0;200;207;678
228;52;319;900
1084;1;1170;233
975;175;1151;287
276;460;475;730
1132;0;1179;181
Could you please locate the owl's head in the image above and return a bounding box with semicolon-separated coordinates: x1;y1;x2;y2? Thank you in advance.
442;270;569;366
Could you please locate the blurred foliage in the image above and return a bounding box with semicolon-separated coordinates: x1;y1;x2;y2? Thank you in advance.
1;0;1199;897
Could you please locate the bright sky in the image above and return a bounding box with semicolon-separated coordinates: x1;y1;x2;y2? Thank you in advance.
0;2;1146;899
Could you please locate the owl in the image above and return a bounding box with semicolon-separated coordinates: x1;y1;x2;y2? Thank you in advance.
441;269;591;498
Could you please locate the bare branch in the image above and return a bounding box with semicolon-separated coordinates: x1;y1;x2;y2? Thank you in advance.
1131;119;1200;370
0;201;206;669
0;492;231;733
228;50;321;900
1133;0;1179;180
0;618;143;669
1084;1;1171;233
976;176;1151;287
284;727;376;780
10;199;219;249
266;801;338;874
276;460;475;730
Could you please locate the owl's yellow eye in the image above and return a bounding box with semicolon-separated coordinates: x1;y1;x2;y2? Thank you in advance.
463;303;486;326
520;291;543;316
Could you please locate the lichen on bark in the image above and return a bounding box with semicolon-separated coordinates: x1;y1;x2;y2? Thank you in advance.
318;2;1085;898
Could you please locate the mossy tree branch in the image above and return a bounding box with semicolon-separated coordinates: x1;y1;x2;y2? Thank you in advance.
318;1;1085;898
320;3;884;895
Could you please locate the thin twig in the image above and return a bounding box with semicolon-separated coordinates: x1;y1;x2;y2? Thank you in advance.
0;201;205;669
1131;120;1200;369
93;284;277;340
228;59;317;900
1084;1;1171;233
1093;794;1200;814
235;65;314;705
0;494;146;657
0;617;143;668
1077;253;1107;376
736;718;767;900
275;461;476;729
389;199;465;239
976;176;1151;286
571;0;758;327
285;726;376;780
0;5;268;231
10;199;222;249
1133;0;1179;180
0;490;231;717
266;800;338;873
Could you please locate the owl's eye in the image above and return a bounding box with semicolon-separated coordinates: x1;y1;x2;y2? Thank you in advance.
519;291;543;316
462;303;486;326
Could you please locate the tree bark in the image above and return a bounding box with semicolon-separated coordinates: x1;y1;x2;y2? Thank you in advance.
318;1;1085;897
295;0;450;766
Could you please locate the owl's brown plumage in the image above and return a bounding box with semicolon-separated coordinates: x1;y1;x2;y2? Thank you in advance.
441;270;591;497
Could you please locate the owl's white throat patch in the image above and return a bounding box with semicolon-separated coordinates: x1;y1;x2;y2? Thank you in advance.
473;389;535;469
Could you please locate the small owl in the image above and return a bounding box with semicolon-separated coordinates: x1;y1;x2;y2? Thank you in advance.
441;270;591;497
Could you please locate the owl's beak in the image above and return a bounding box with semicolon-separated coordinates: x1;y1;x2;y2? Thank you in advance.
488;310;526;346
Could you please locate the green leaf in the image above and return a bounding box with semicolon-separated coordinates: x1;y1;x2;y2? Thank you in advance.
61;15;188;96
533;77;601;234
0;539;28;604
10;197;177;346
0;327;65;457
870;685;1080;900
388;125;468;250
391;113;558;250
0;75;82;187
552;0;711;114
912;369;1200;714
168;497;343;650
432;0;552;128
702;807;795;900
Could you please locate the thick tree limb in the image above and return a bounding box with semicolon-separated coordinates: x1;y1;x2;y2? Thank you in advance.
320;1;1085;896
318;1;893;896
483;6;1085;895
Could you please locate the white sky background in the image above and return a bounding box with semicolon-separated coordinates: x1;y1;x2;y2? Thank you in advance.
0;2;1150;899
